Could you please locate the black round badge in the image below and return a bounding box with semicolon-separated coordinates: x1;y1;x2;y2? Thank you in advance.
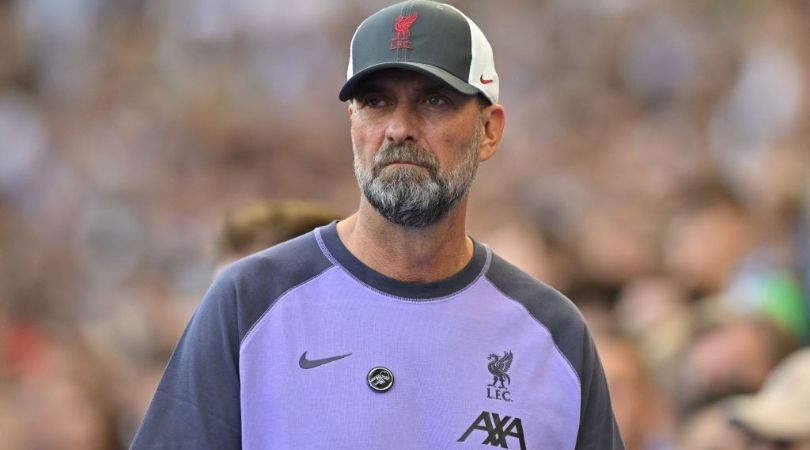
367;366;394;392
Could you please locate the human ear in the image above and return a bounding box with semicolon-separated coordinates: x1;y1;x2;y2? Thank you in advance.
478;104;505;162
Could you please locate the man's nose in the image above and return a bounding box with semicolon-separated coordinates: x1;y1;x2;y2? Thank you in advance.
385;103;419;144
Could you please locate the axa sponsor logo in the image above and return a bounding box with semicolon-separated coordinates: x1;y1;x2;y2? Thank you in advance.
458;410;526;450
486;350;513;402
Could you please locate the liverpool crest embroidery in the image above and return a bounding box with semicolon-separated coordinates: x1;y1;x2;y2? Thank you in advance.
390;13;418;50
486;351;513;402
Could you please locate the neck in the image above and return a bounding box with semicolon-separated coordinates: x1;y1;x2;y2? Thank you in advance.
336;199;473;283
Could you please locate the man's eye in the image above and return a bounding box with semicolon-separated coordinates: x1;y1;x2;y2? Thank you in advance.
425;96;447;106
362;96;386;107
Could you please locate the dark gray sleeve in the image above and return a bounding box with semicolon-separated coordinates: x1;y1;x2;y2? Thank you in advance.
130;271;242;449
130;231;334;449
485;253;624;450
574;327;625;450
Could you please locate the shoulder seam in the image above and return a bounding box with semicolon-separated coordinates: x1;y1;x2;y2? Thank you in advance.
238;264;338;351
481;275;582;388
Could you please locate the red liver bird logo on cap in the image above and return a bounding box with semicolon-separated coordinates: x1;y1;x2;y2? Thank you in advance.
390;14;418;50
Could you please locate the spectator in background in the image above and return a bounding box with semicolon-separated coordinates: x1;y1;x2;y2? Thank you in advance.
727;348;810;450
593;328;674;450
662;184;757;298
215;199;342;270
6;329;121;450
613;275;694;396
676;400;747;450
674;308;797;420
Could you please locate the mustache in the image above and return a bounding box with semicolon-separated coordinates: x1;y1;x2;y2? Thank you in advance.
372;143;438;176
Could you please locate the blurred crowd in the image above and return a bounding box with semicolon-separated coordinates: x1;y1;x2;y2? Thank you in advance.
1;0;809;448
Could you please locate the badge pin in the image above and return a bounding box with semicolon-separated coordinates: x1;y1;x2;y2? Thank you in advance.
367;366;394;392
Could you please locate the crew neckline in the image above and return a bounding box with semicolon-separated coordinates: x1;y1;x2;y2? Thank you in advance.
316;221;490;301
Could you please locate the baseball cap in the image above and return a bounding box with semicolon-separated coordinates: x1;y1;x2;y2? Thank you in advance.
339;0;499;104
727;348;810;440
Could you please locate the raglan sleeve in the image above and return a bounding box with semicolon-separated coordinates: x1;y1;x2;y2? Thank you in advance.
575;328;625;450
130;271;243;449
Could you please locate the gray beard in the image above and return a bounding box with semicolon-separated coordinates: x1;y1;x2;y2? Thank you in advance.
353;126;480;228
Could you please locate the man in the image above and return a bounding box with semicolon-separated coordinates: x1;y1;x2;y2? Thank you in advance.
131;1;623;448
727;348;810;450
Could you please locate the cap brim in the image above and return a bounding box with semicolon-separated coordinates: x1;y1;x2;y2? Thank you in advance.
339;62;480;101
727;395;810;441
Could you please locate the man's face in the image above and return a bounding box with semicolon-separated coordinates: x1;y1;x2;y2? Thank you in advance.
348;69;487;228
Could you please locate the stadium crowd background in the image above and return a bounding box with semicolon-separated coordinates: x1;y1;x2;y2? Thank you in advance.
1;0;809;448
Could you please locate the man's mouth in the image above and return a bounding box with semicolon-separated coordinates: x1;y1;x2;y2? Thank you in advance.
384;160;424;168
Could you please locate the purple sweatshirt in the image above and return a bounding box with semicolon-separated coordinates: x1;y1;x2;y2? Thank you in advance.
131;222;623;450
